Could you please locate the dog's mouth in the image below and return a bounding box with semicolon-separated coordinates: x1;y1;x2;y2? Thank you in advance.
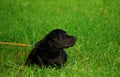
57;36;76;48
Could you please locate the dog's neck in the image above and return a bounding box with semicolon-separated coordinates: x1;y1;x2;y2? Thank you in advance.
35;46;63;52
34;41;64;54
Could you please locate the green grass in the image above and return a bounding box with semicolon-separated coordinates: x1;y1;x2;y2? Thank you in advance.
0;0;120;77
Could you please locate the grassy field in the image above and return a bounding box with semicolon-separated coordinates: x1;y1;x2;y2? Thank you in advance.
0;0;120;77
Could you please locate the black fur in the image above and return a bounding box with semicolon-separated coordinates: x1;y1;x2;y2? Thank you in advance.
25;29;76;68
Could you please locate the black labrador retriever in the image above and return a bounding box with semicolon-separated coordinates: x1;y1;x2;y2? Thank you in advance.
25;29;76;68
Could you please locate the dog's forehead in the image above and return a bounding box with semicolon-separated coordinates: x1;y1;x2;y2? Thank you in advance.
51;29;67;34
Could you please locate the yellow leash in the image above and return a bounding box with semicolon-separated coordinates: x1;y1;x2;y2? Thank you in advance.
0;42;31;47
0;32;31;47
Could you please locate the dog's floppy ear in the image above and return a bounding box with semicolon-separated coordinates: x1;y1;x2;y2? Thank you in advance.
47;40;58;48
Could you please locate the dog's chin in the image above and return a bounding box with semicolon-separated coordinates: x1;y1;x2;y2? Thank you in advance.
64;37;76;48
60;42;75;49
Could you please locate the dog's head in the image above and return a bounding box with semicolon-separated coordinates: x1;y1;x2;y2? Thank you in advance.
41;29;76;49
